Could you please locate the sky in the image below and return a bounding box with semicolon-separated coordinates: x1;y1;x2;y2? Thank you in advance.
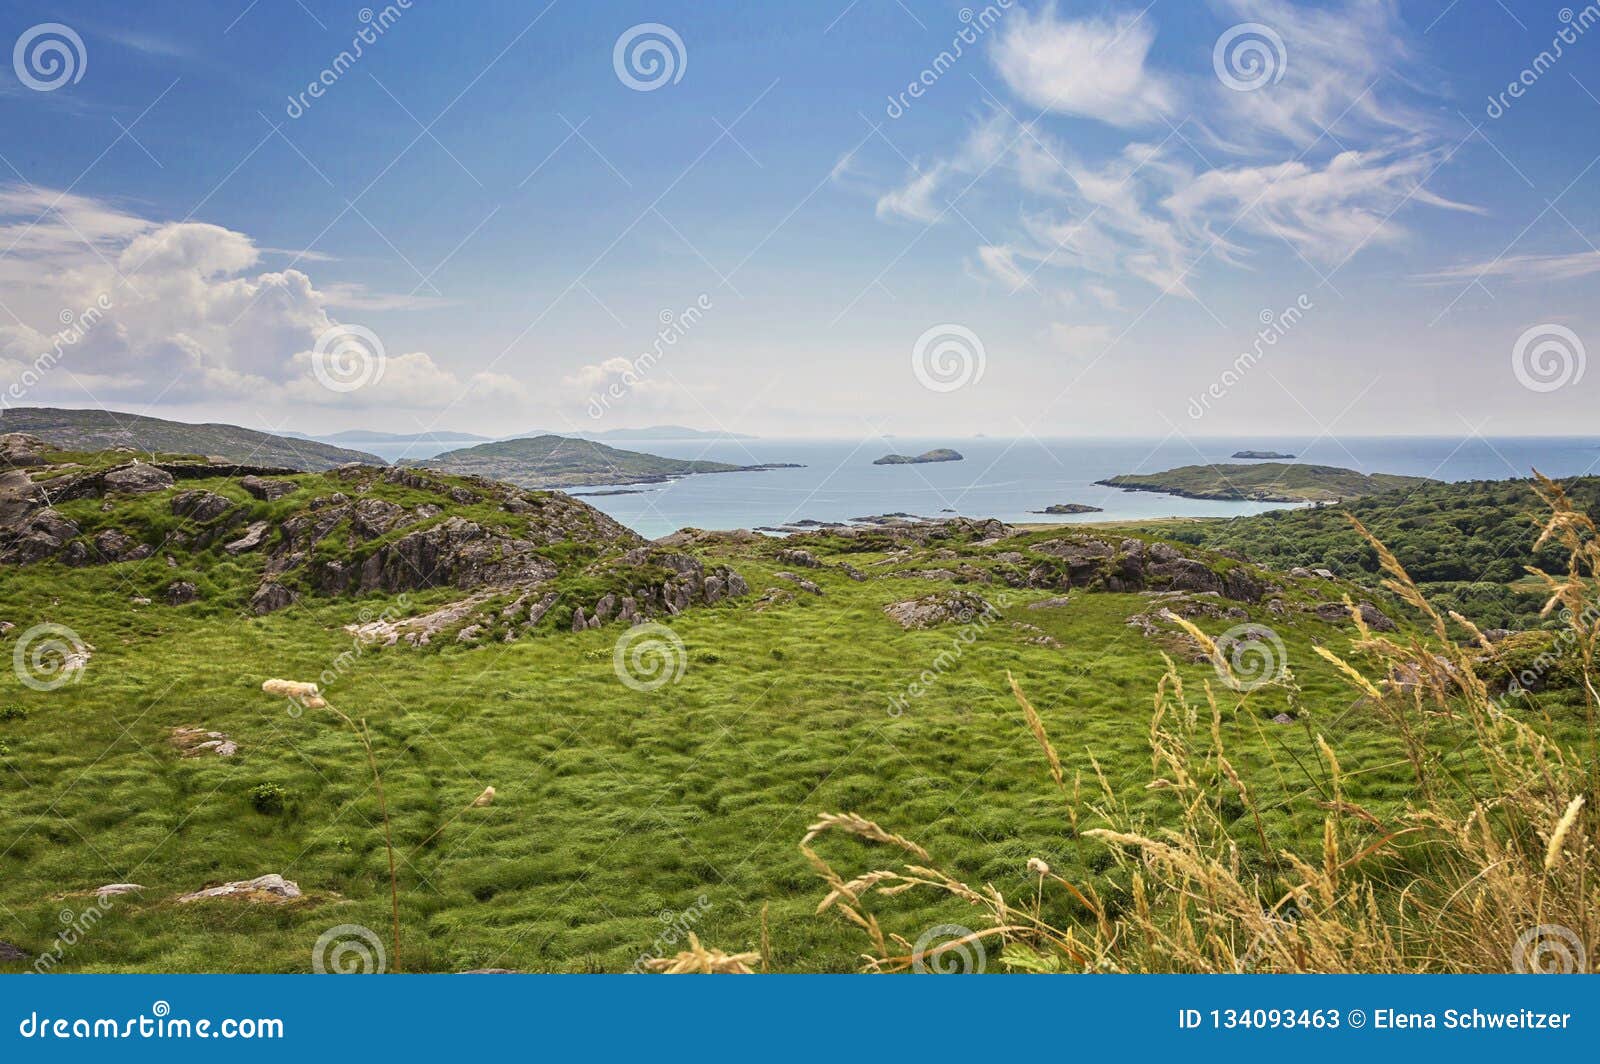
0;0;1596;441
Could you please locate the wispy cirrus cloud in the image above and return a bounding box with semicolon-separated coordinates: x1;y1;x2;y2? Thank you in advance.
875;0;1471;302
1413;249;1600;286
1205;0;1439;151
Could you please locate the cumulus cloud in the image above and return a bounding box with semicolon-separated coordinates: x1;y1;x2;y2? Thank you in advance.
0;185;519;412
562;356;691;417
990;5;1174;126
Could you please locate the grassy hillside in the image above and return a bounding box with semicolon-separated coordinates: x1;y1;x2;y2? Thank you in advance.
4;440;1591;973
412;435;770;489
1;407;382;470
1098;462;1434;502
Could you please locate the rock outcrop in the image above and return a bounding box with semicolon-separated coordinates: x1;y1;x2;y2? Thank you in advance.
170;726;237;757
566;548;750;631
163;580;200;605
1310;599;1396;631
1003;536;1267;602
239;475;297;501
0;432;49;468
177;874;301;903
883;591;1000;629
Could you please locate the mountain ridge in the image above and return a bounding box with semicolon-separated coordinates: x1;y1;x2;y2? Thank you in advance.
1;407;383;470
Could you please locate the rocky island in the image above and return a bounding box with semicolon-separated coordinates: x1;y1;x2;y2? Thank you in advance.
1232;450;1296;460
872;448;963;466
410;435;801;489
1030;503;1105;515
1097;463;1434;503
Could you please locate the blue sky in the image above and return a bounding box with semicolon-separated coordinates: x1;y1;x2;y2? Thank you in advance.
0;0;1596;439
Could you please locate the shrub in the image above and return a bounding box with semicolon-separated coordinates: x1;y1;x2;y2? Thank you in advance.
248;782;289;815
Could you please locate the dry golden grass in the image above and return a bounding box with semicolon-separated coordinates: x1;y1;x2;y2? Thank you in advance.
802;478;1597;973
643;933;760;974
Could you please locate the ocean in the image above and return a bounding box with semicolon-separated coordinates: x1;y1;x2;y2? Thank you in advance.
353;436;1600;540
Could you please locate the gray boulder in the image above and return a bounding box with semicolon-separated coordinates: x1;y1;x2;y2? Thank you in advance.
250;582;296;614
164;580;199;605
224;521;272;555
101;463;174;495
238;475;296;502
171;490;234;523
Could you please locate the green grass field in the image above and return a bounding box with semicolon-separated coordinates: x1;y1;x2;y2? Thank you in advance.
5;443;1593;973
8;512;1563;973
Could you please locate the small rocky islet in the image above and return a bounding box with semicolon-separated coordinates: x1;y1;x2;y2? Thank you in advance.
872;448;963;466
1029;503;1105;515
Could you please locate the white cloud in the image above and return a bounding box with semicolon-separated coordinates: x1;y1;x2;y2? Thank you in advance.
990;5;1174;127
0;185;518;413
975;244;1032;288
317;282;456;311
871;1;1475;298
1163;147;1482;265
875;111;1016;224
876;164;951;224
1207;0;1438;151
1086;283;1123;310
1414;250;1600;286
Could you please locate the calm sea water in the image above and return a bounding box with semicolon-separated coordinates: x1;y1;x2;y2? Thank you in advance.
357;436;1600;540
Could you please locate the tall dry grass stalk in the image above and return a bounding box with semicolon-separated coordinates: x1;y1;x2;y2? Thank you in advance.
802;477;1596;973
263;679;404;973
643;933;760;974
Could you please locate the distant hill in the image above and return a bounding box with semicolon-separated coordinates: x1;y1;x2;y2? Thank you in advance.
317;430;494;445
0;407;383;470
411;435;796;489
517;425;757;442
1097;462;1434;503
